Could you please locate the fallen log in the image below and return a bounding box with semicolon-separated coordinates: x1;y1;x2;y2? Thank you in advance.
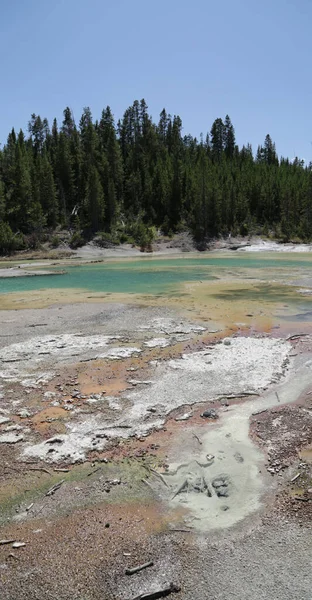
131;582;181;600
46;479;65;496
53;468;70;473
172;479;188;500
150;469;169;488
28;467;51;475
125;560;154;575
0;539;15;545
294;496;309;502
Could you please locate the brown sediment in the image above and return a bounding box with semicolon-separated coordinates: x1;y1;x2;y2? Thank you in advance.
31;407;69;434
299;446;312;463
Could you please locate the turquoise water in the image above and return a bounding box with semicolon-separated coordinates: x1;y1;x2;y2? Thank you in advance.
1;254;312;296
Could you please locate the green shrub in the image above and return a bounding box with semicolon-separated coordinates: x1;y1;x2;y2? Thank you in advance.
239;222;249;237
50;236;60;248
0;222;25;255
96;231;121;247
132;222;155;251
69;232;85;249
25;233;41;250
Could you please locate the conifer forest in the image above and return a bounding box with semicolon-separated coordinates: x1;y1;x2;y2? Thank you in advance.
0;99;311;253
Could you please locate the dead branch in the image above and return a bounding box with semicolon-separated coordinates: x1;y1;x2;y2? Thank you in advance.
125;560;154;575
45;479;65;496
87;467;101;476
150;469;169;488
142;478;154;491
0;539;15;545
172;479;188;500
28;467;51;475
131;582;181;600
53;468;70;473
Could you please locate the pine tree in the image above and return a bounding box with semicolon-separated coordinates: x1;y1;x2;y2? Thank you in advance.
223;115;235;159
84;165;105;232
0;177;5;221
210;118;224;160
40;152;58;227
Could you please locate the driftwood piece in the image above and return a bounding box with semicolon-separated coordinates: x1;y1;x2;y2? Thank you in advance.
150;469;169;488
29;467;51;475
172;479;188;500
291;473;300;482
0;539;15;545
46;479;65;496
286;333;310;341
12;542;26;548
216;392;260;400
169;528;193;533
142;478;154;490
125;560;154;575
131;582;181;600
87;467;101;476
294;496;309;502
53;468;70;473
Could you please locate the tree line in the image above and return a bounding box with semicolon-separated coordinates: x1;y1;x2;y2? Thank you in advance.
0;99;311;253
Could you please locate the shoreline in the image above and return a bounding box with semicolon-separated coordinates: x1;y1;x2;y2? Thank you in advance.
1;236;312;278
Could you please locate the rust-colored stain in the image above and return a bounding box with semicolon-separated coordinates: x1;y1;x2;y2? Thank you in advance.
299;446;312;464
31;406;69;434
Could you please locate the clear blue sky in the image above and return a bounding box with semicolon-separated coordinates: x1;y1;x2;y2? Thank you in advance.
1;0;311;160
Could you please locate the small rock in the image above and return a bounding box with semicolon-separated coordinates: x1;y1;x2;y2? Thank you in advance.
0;433;24;444
201;409;218;419
175;412;191;422
18;409;31;419
234;452;244;463
12;542;26;548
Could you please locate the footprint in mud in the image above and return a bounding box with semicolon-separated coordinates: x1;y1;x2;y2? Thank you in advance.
211;474;231;498
165;461;232;502
234;452;244;463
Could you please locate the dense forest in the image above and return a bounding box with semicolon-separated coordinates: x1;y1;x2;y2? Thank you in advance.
0;99;311;254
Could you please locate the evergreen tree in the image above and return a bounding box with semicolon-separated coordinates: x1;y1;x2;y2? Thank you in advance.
210;118;224;160
224;115;235;159
0;177;5;221
0;101;311;248
84;165;105;232
40;152;58;227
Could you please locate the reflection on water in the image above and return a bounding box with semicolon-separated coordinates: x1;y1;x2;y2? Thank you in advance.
278;310;312;322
